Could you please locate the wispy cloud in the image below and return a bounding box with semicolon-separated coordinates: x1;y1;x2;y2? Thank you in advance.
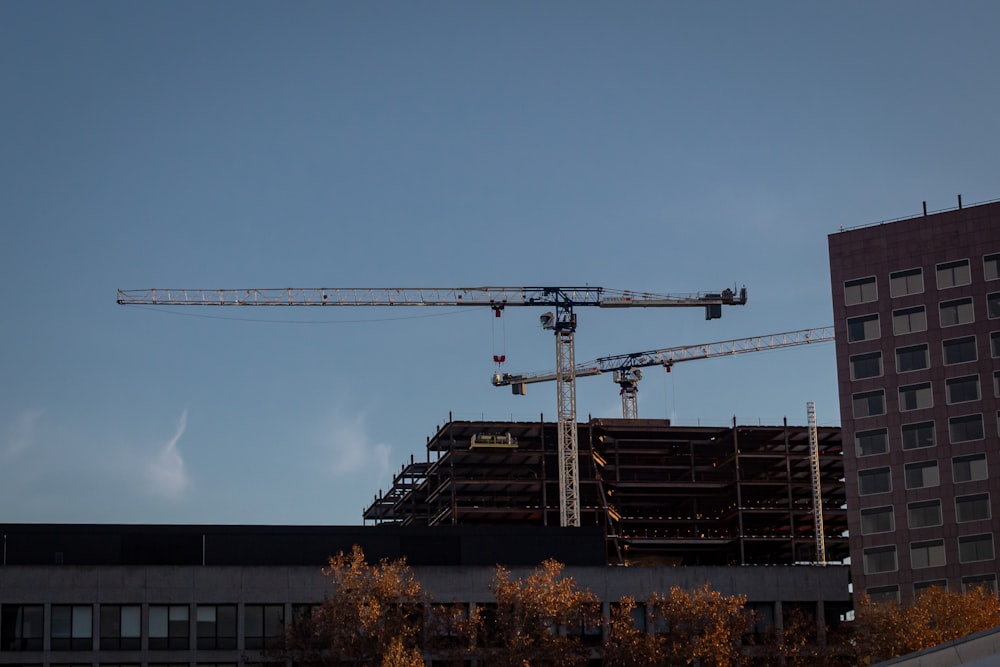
146;409;191;501
1;409;43;459
318;410;391;478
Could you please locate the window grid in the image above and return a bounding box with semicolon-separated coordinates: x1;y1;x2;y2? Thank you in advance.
864;546;898;574
904;460;939;489
953;453;988;483
896;343;929;373
860;506;894;534
853;390;886;419
845;277;878;306
949;414;984;443
910;539;946;569
958;534;995;563
946;375;980;404
937;259;971;289
956;493;991;523
890;268;923;297
902;421;935;450
858;467;891;495
940;297;975;327
851;351;883;380
943;336;977;365
893;306;928;336
856;428;889;456
907;499;942;529
986;254;1000;281
848;314;880;343
899;382;933;412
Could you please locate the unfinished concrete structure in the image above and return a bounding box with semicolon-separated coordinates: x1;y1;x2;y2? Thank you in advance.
364;418;849;567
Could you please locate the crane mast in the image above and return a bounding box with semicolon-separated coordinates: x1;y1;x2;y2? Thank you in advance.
493;326;835;418
118;284;747;527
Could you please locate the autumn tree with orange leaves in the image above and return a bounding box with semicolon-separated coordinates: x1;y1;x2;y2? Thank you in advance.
477;558;602;667
275;545;429;666
848;585;1000;664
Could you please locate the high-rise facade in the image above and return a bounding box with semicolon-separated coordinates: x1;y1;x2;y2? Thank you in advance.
829;200;1000;603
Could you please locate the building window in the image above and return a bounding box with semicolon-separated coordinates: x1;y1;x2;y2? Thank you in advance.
949;414;984;443
937;259;971;289
850;351;883;380
845;277;878;305
940;297;975;327
987;293;1000;320
853;390;885;418
863;546;898;574
196;605;236;650
905;460;939;489
899;382;933;411
856;428;889;456
994;371;1000;397
890;268;924;297
896;344;929;373
992;332;1000;357
956;493;991;523
963;574;998;593
100;605;141;650
848;314;880;342
959;534;995;563
910;540;946;569
0;605;44;651
914;580;948;594
986;254;1000;281
867;585;900;603
858;467;891;495
946;375;980;404
908;499;942;529
954;453;988;483
51;605;93;651
861;506;894;534
893;306;927;335
901;421;935;450
943;336;977;365
244;604;285;650
149;605;189;650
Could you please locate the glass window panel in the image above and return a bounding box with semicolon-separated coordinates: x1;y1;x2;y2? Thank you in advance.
864;546;897;574
905;460;939;489
943;336;977;365
988;293;1000;319
949;414;984;443
848;314;880;342
954;453;988;483
946;375;980;404
908;499;942;528
893;306;927;335
861;506;894;534
851;351;882;380
1;605;44;651
956;494;991;522
901;421;935;450
940;297;975;327
959;534;994;563
896;344;929;372
856;428;888;456
992;332;1000;358
867;585;899;603
937;259;971;289
890;268;923;297
853;390;885;418
964;574;997;593
985;254;1000;281
845;277;877;305
858;467;891;495
911;540;945;569
899;382;933;411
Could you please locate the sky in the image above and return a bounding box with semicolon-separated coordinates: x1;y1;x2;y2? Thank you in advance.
1;1;998;526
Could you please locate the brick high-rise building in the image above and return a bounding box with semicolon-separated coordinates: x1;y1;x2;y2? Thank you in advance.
829;199;1000;604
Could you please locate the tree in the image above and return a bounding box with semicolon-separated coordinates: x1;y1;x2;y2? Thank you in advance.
603;595;663;667
648;583;753;667
848;586;1000;664
275;545;428;666
477;558;601;666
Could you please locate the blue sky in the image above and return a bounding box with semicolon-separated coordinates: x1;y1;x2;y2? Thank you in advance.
2;1;998;525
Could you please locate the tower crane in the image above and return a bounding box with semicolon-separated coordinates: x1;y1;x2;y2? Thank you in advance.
493;326;834;419
117;285;747;527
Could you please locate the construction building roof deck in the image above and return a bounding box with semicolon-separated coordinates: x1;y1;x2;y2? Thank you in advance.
365;418;848;567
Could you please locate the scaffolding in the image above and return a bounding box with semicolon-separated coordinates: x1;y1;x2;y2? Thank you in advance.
363;418;848;567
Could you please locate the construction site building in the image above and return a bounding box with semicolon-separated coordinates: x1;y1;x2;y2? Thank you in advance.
364;418;849;567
